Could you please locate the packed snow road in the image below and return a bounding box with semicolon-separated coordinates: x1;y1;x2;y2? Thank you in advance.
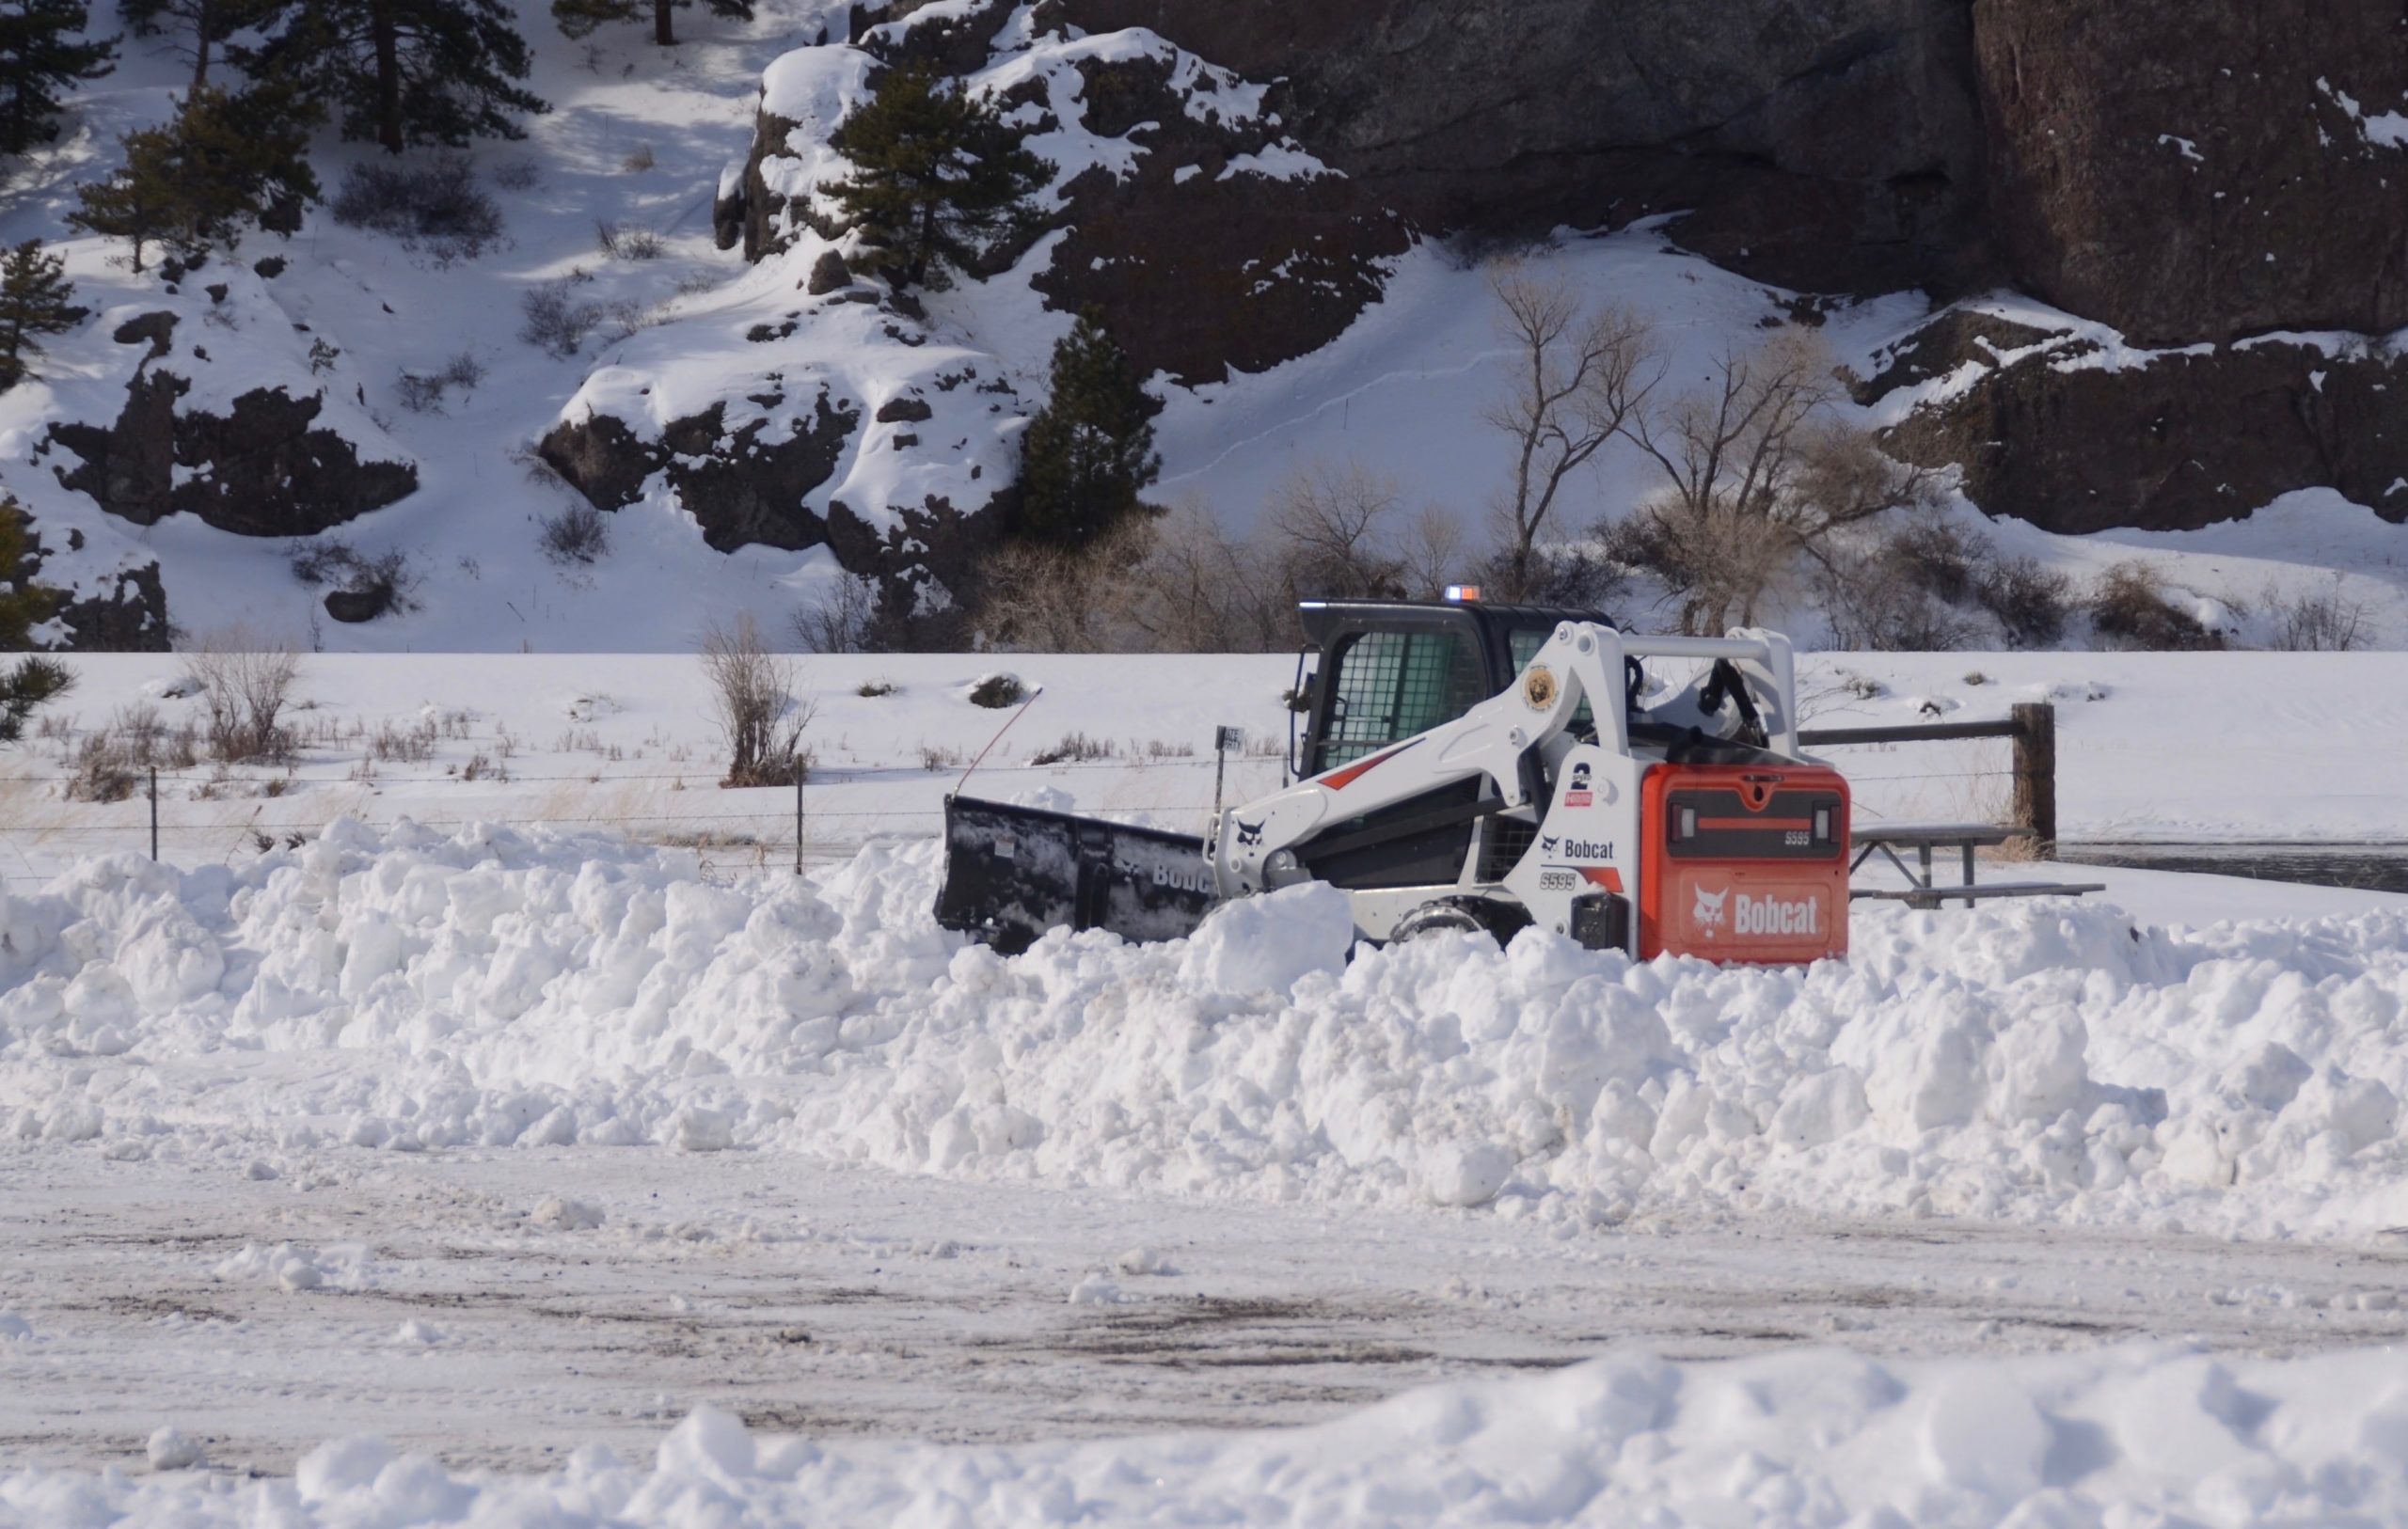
8;1144;2408;1474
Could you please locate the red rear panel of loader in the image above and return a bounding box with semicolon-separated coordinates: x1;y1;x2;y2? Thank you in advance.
1639;764;1850;964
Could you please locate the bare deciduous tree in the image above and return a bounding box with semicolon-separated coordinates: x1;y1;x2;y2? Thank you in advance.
1263;462;1409;600
1483;273;1655;599
182;624;301;761
1618;335;1937;633
792;571;879;654
1122;500;1291;653
700;614;813;787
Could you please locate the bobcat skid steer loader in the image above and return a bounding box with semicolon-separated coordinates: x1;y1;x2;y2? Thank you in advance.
936;599;1851;964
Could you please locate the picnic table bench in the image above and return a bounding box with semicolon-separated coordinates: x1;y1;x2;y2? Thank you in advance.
1849;822;2106;911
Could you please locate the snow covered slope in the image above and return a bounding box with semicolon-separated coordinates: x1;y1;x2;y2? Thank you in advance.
0;0;2401;651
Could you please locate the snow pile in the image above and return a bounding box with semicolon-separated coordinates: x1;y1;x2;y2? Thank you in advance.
8;821;2408;1236
209;1241;374;1293
10;1343;2408;1524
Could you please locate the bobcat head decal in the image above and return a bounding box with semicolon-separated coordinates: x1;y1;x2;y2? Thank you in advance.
1692;885;1729;934
1235;819;1264;847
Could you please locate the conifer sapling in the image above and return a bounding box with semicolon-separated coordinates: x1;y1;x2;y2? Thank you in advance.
0;241;84;389
819;63;1050;291
1016;308;1161;548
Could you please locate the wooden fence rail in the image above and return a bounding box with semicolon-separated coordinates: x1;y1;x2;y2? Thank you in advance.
1800;701;2058;852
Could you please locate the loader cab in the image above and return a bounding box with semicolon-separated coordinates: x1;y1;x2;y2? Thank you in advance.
1285;600;1614;897
1294;600;1613;779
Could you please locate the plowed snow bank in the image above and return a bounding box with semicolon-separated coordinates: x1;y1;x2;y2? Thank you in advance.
6;820;2408;1237
9;1344;2408;1526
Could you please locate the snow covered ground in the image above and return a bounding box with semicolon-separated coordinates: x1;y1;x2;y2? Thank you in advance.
5;641;2408;1518
5;813;2408;1520
9;1139;2408;1523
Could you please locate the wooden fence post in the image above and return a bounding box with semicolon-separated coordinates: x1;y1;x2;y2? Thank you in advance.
2010;702;2057;854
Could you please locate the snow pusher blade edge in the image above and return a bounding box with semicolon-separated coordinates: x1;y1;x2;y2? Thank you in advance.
935;796;1220;955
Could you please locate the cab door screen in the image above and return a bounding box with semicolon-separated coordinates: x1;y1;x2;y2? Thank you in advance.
1317;630;1483;771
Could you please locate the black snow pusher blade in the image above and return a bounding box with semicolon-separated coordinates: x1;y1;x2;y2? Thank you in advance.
935;796;1220;955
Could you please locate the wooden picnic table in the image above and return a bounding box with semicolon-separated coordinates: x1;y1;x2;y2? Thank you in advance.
1849;822;2105;911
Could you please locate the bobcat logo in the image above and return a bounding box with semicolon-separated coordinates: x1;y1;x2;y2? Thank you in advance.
1692;885;1729;936
1235;819;1265;847
1540;834;1560;854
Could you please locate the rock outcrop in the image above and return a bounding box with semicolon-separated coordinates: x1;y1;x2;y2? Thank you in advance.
1864;312;2408;535
539;387;862;554
737;16;1411;384
43;312;418;539
1059;0;1988;299
1972;1;2408;346
53;560;170;652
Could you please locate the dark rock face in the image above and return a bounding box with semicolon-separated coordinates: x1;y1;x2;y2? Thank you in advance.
712;178;747;252
322;585;393;623
807;249;853;294
537;387;863;553
826;490;1006;649
1870;314;2408;535
1027;52;1412;382
48;560;169;652
1061;0;1988;298
46;318;418;538
49;368;183;525
1972;1;2408;346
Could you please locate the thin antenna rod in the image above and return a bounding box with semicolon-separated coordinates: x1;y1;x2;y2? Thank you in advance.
954;684;1046;796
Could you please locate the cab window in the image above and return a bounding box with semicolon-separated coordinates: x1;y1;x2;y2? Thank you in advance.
1316;628;1484;771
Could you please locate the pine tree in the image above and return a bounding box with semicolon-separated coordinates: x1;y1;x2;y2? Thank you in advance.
1016;309;1160;547
819;62;1050;292
240;0;545;152
0;0;115;155
0;500;74;736
122;0;272;87
66;122;177;271
550;0;746;48
68;85;320;271
0;241;84;389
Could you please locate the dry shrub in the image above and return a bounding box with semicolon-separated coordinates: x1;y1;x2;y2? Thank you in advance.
975;521;1154;654
2090;561;2221;651
540;501;611;565
66;732;138;802
1977;556;2075;648
1121;501;1294;653
1265;463;1412;600
968;673;1026;708
1027;731;1113;764
2260;573;2368;652
330;157;505;265
182;628;301;762
700;615;812;787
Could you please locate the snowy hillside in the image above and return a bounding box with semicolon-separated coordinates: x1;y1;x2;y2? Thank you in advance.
0;0;2400;652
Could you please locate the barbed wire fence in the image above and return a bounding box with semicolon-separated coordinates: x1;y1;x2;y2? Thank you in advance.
0;701;2054;887
0;747;1302;888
